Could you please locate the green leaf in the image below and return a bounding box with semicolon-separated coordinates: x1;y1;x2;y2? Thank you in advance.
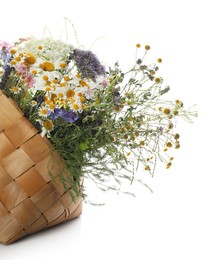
80;140;89;151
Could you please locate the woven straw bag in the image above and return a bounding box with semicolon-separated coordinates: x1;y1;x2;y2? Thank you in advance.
0;91;82;245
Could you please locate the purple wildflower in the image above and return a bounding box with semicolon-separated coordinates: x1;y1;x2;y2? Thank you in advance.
0;65;14;90
0;41;14;52
0;41;13;63
36;95;44;104
1;52;11;64
50;108;78;123
61;110;78;123
49;108;63;120
0;45;13;90
114;90;121;104
69;49;106;81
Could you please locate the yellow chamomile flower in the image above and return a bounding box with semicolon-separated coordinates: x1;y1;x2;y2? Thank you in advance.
38;106;49;117
39;120;54;137
23;52;36;65
31;100;37;106
11;86;21;94
39;61;55;72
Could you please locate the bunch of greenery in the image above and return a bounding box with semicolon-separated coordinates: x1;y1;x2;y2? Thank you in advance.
0;37;197;202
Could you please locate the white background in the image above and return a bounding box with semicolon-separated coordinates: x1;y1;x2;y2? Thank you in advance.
0;0;208;259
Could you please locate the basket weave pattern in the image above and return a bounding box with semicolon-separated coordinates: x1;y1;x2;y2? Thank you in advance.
0;92;82;245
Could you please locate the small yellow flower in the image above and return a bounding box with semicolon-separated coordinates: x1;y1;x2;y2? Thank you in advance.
155;77;161;83
31;100;37;106
10;49;16;55
45;86;51;92
174;133;180;140
49;103;55;110
64;75;70;81
157;58;162;63
31;70;37;75
60;63;67;68
80;80;88;87
135;131;139;137
58;93;64;98
52;79;58;84
11;86;20;94
43;120;53;131
80;96;86;103
128;116;134;121
114;106;121;112
124;123;130;130
140;140;145;146
166;142;172;148
73;104;79;110
67;89;75;98
24;52;36;65
45;98;51;104
37;45;43;50
144;45;150;50
15;56;21;62
166;162;172;169
164;108;171;115
130;135;135;141
59;82;66;87
39;61;55;71
19;80;24;85
10;60;17;65
43;75;49;81
38;107;48;117
45;81;51;86
173;110;179;115
136;43;141;48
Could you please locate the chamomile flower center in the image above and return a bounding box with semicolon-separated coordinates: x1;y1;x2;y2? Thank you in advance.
24;52;36;65
67;89;75;98
49;103;55;110
11;86;20;94
73;104;79;110
39;61;55;71
38;107;49;117
31;100;37;106
43;120;53;131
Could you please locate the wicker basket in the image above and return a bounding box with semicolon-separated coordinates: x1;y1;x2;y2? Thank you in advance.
0;91;82;245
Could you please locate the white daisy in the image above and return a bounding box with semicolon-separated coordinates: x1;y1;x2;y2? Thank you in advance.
38;106;49;117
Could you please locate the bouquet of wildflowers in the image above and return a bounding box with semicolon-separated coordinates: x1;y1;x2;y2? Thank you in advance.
0;37;196;202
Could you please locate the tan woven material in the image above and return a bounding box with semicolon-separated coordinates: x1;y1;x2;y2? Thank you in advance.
0;91;82;245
